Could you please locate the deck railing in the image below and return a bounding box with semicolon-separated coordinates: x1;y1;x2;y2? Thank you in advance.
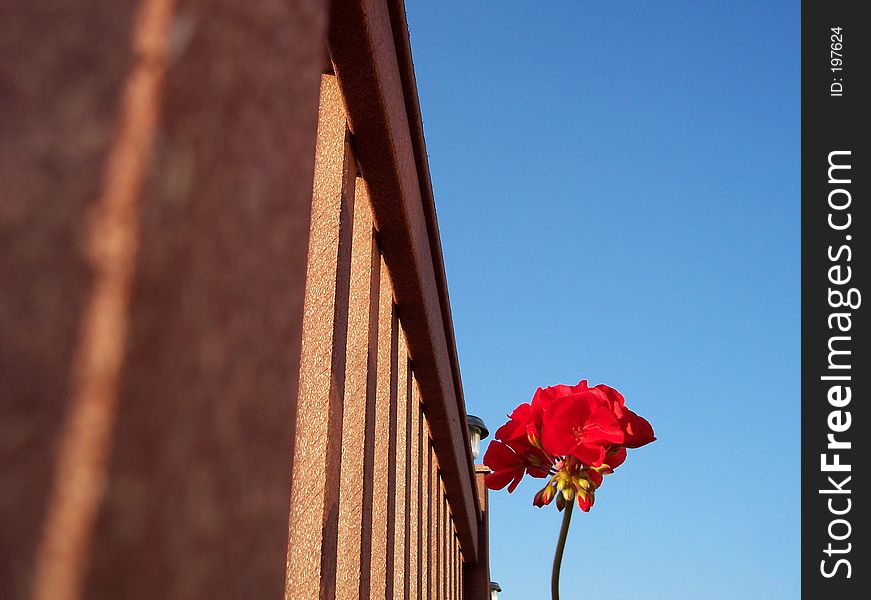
0;1;489;598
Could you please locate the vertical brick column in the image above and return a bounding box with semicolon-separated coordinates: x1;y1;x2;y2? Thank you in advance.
285;73;356;600
463;466;491;600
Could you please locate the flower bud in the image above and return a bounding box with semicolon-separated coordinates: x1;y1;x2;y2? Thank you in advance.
533;483;556;507
577;487;595;512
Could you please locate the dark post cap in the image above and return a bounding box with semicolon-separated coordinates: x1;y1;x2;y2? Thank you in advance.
466;414;489;439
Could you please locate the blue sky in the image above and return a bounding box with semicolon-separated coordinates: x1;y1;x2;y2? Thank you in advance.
405;2;800;598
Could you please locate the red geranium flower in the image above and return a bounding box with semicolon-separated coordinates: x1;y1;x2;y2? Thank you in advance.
484;378;656;600
484;378;655;512
539;383;624;467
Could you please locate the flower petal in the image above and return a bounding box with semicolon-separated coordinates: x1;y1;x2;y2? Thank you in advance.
621;409;656;448
601;446;627;471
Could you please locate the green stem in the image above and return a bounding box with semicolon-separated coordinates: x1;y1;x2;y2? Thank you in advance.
551;497;574;600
